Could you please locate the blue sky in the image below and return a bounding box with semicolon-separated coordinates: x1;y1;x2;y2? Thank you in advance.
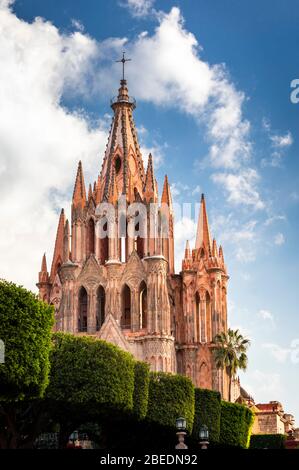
0;0;298;421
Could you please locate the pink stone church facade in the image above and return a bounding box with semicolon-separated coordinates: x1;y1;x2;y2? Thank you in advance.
37;78;230;400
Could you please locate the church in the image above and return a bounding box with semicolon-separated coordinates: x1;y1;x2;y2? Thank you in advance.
37;75;230;400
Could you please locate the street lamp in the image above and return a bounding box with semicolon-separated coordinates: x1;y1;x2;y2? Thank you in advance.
199;425;209;449
175;417;188;449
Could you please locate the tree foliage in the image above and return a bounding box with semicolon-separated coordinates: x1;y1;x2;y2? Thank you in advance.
0;280;54;401
192;388;221;444
133;361;150;419
0;280;53;448
146;372;195;433
213;328;250;401
47;333;135;412
219;400;254;448
250;433;286;449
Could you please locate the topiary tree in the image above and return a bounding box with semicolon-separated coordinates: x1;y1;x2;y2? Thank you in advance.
192;388;221;444
146;372;195;433
250;433;286;449
46;333;136;447
0;280;54;448
48;333;135;409
133;361;150;420
219;400;254;448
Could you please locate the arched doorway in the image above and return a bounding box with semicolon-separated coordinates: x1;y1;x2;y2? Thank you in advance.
78;287;88;332
96;286;105;331
139;281;147;329
87;218;95;256
121;284;131;329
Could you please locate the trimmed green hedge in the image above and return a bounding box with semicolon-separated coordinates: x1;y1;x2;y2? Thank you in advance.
133;361;150;419
0;280;54;401
219;401;254;448
47;333;135;412
192;388;221;444
250;434;286;449
146;372;195;433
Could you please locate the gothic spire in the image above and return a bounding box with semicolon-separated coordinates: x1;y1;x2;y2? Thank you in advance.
72;161;86;208
41;253;48;273
100;78;145;203
144;153;157;202
38;253;49;284
161;175;173;212
195;194;212;250
212;238;218;257
50;208;65;282
88;183;93;202
95;174;102;204
63;219;70;263
185;240;191;259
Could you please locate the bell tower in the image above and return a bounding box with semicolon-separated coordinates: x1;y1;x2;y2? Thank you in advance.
177;194;229;399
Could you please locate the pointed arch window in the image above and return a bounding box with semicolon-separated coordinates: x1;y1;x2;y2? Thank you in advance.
139;281;147;329
78;287;88;332
100;219;109;265
114;156;121;175
206;291;211;342
121;284;131;329
96;286;105;331
195;291;200;342
87;218;95;256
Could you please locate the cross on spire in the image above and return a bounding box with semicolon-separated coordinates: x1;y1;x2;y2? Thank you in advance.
116;52;131;81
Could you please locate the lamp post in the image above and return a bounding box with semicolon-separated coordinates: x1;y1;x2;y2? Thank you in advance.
175;417;188;449
199;425;209;449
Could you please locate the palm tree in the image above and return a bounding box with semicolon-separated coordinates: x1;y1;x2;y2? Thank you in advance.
213;328;250;402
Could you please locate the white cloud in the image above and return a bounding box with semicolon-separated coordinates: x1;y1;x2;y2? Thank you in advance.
262;343;290;363
191;185;201;196
211;213;259;263
261;120;293;167
262;117;271;131
290;191;299;202
0;0;14;8
248;369;283;396
264;215;286;226
174;216;197;272
240;272;251;281
235;247;256;263
271;132;293;148
71;18;85;32
140;141;166;169
120;0;155;18
259;309;274;322
91;7;259;208
0;2;108;290
211;170;264;209
274;232;285;246
170;182;190;198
